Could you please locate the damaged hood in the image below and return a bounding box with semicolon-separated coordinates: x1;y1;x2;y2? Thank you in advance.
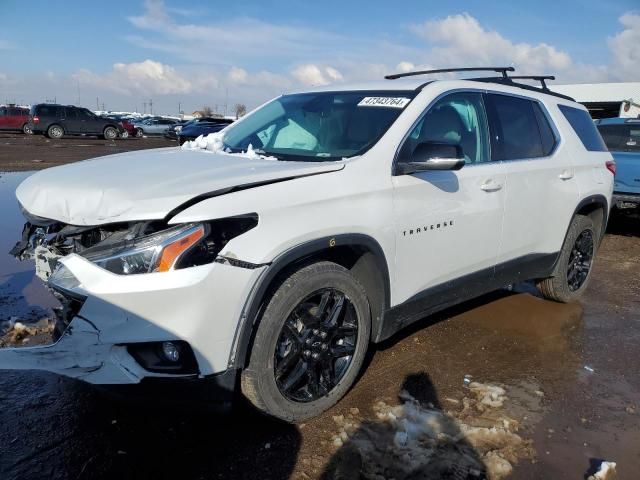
16;148;344;225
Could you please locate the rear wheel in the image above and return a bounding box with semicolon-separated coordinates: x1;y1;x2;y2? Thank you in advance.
46;124;64;139
103;126;118;140
241;261;371;423
537;215;596;302
22;123;32;134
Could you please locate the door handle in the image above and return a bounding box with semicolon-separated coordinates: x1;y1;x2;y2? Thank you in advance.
558;170;574;180
480;180;503;192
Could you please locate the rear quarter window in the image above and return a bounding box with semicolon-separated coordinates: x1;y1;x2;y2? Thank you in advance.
558;105;607;152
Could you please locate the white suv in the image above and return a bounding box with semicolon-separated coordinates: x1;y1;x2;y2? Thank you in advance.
3;67;613;421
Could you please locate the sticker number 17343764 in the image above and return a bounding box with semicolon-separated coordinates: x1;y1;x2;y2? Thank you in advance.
357;97;411;108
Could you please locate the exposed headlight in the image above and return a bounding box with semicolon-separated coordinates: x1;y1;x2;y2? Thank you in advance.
81;223;206;275
175;126;183;132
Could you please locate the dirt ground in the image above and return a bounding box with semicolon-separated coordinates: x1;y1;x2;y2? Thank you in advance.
0;131;174;171
0;135;639;479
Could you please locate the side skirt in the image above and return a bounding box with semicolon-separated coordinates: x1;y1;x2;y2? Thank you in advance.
376;252;560;342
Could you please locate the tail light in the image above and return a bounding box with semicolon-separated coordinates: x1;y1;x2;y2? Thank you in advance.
32;116;40;124
605;160;616;175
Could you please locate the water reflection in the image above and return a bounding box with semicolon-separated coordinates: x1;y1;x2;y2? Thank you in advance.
0;172;58;324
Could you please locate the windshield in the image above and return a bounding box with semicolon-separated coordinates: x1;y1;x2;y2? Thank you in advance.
222;91;415;161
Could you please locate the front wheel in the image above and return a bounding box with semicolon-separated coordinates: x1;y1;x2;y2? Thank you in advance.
537;215;597;302
241;261;371;423
22;123;32;134
135;128;144;138
103;126;118;140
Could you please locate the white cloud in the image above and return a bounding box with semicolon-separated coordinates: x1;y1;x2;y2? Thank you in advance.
73;60;193;95
411;13;573;74
228;66;249;84
608;12;640;80
292;64;343;86
0;40;13;50
395;61;415;73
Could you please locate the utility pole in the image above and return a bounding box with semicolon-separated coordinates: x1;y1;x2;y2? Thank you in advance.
96;97;99;110
143;102;146;114
178;101;181;116
149;99;153;115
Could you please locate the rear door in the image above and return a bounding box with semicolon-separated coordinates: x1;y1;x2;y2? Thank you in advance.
7;108;23;129
487;92;579;279
62;107;82;133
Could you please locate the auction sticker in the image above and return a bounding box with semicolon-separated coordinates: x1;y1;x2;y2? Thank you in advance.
358;97;411;108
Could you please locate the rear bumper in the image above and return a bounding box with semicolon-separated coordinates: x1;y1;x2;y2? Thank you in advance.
613;191;640;208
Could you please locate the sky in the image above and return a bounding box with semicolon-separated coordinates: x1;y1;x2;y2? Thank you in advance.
0;0;638;115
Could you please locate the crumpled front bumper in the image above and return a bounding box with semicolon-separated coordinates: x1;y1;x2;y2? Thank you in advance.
0;253;266;384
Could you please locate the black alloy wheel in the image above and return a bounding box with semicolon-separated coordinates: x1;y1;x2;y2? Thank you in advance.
567;229;594;291
274;288;358;403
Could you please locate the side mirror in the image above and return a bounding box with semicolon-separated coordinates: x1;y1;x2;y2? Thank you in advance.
396;142;465;175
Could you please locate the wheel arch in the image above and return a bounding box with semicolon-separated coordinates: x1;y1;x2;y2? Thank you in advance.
573;194;609;245
229;233;391;370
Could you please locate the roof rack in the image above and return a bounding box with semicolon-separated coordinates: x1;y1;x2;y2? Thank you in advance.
470;76;574;101
384;66;515;80
508;75;555;90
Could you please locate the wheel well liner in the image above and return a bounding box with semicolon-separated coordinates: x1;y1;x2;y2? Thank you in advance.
229;234;391;369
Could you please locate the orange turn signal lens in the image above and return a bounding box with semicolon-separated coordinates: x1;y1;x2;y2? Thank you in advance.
156;227;205;272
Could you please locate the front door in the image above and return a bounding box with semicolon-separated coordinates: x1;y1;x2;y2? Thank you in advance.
391;91;506;316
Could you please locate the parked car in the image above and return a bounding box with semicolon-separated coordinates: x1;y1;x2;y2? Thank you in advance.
133;117;178;137
5;67;613;422
164;120;191;141
0;106;31;133
178;119;233;145
100;115;134;138
596;117;640;209
29;104;124;139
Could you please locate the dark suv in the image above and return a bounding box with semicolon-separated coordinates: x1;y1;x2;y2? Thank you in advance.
29;104;124;140
0;106;31;133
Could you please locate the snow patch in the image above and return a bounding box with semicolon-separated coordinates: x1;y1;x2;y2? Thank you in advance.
328;380;539;480
588;461;617;480
180;132;278;161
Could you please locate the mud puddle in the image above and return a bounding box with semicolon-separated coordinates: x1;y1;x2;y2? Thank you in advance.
0;172;59;346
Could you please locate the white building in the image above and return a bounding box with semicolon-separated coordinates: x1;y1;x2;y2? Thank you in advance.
554;82;640;119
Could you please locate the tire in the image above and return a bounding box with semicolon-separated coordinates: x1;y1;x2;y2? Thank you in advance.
22;123;32;134
46;124;64;139
135;128;144;138
241;261;371;423
103;126;118;140
120;130;129;139
537;215;597;303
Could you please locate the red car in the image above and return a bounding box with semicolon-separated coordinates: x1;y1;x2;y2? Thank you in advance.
0;105;31;133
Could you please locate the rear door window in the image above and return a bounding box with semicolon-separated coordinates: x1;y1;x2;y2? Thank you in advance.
0;107;6;116
558;105;607;152
487;93;548;160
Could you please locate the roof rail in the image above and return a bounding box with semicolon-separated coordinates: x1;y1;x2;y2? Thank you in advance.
385;66;515;80
469;76;574;101
508;75;555;90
